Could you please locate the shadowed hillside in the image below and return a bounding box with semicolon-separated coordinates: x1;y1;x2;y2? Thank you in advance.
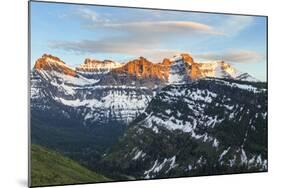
31;144;110;187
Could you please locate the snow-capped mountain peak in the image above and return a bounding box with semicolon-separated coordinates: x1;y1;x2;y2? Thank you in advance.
34;54;76;77
195;60;259;82
169;55;190;84
76;58;123;73
195;60;237;78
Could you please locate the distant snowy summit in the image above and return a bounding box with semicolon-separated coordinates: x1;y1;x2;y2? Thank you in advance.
194;60;259;82
76;58;123;73
168;53;259;82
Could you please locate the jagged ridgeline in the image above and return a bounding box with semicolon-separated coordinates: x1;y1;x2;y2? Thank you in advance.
30;53;267;182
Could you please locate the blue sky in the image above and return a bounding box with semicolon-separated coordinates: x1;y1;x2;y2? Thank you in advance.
30;1;267;81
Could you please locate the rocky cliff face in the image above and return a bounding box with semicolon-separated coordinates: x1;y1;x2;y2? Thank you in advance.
112;57;172;81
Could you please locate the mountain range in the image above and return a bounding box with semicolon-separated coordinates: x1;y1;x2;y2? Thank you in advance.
31;53;258;124
30;53;267;181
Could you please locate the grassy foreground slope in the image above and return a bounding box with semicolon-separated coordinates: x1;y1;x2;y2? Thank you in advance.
31;144;109;187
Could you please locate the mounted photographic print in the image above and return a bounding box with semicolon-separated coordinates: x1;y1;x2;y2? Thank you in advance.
29;0;268;187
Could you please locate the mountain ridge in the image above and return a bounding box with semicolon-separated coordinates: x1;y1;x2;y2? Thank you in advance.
31;53;263;129
101;78;267;179
34;54;77;77
33;53;259;82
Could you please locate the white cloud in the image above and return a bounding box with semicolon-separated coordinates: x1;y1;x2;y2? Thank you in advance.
49;40;186;62
75;8;110;23
195;50;264;64
217;16;253;36
89;20;221;35
50;9;222;59
50;8;255;62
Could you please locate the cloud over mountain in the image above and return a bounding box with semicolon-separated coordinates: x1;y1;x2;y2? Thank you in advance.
195;50;264;64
